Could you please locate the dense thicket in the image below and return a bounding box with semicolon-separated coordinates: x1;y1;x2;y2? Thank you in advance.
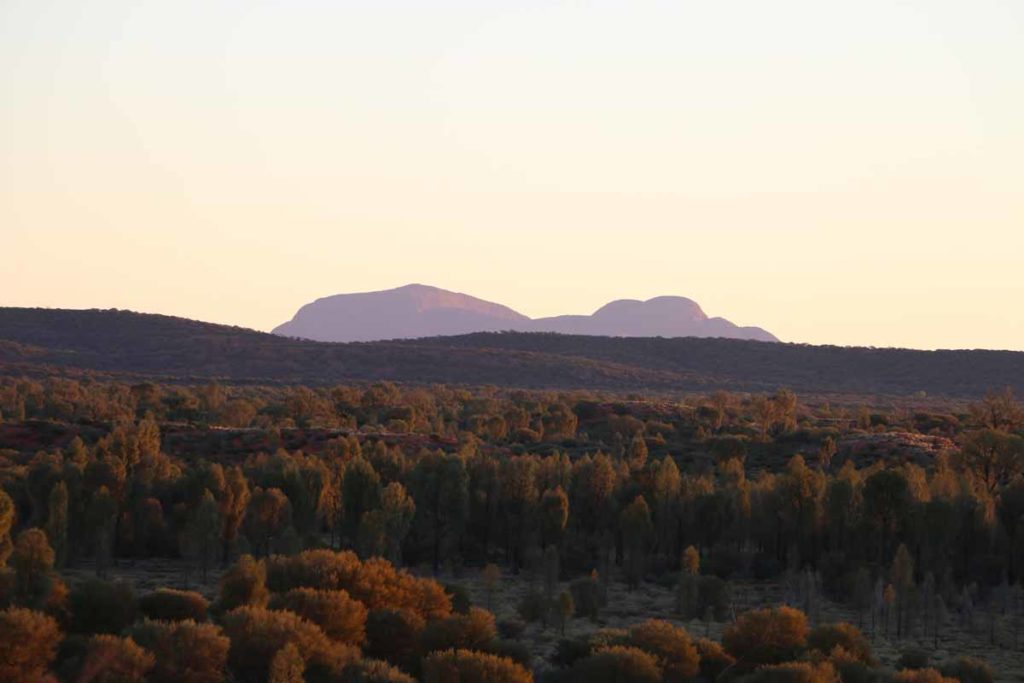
0;376;1021;678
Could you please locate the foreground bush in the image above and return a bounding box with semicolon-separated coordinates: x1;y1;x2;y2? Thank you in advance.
627;619;700;682
269;587;368;646
221;605;358;682
365;608;425;672
68;579;137;634
419;606;497;654
0;607;61;681
807;622;874;665
139;588;209;622
696;638;736;681
940;657;994;683
739;661;839;683
341;658;417;683
723;606;809;665
570;645;662;683
219;555;269;611
265;551;451;621
894;669;958;683
130;619;230;683
78;634;155;683
422;648;533;683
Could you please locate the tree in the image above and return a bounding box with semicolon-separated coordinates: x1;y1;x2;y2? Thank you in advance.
570;645;662;683
86;486;118;578
620;496;653;590
11;528;54;603
891;544;915;639
422;648;533;683
219;554;270;611
723;606;809;665
678;546;701;619
0;607;61;682
558;591;574;635
185;490;222;583
862;470;909;564
627;433;649;470
482;563;502;612
268;643;305;683
221;466;250;564
0;489;14;567
627;619;699;682
539;487;570;549
46;482;68;569
342;457;382;546
956;429;1024;494
79;634;155;683
131;619;230;683
269;587;368;646
409;452;469;573
245;488;292;557
359;482;415;565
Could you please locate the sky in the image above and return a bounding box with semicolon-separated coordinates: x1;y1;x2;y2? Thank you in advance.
2;1;1022;350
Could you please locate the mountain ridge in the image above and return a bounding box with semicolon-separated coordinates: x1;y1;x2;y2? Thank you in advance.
272;284;778;343
2;307;1023;398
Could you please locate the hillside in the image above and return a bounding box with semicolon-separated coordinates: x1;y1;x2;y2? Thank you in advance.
1;307;1023;397
272;284;778;342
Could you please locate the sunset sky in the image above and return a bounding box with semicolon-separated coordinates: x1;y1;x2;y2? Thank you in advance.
3;1;1022;350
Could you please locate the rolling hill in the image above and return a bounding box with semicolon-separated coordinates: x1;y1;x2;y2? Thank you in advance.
2;307;1022;397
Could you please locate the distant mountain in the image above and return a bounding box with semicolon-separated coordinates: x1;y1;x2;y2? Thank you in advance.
272;285;778;343
2;307;1024;398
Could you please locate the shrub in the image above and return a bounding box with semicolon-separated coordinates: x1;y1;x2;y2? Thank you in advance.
893;669;958;683
219;555;269;611
79;634;155;683
518;590;548;623
498;618;527;640
269;588;368;646
422;648;533;683
697;575;732;621
0;607;61;682
341;658;417;683
627;619;700;682
419;606;497;654
739;661;838;683
897;648;930;671
69;579;137;634
139;588;209;622
723;607;809;665
696;637;736;681
940;657;994;683
266;551;451;622
269;642;305;683
364;608;426;672
807;623;873;664
130;619;230;683
570;645;662;683
444;583;472;614
221;605;359;682
486;638;532;668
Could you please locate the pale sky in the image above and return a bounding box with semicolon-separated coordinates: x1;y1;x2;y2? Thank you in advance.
2;1;1022;350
